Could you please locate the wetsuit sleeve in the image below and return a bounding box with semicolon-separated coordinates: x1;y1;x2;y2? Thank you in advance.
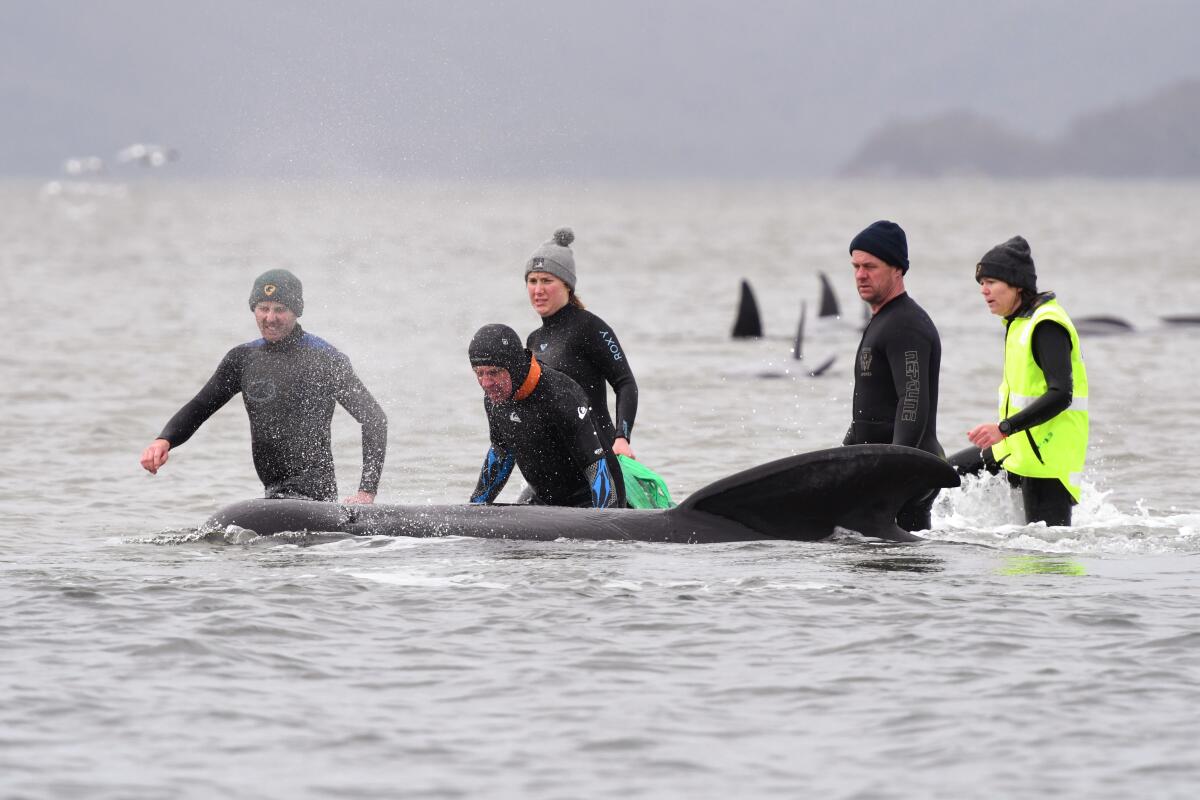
565;408;626;508
471;443;515;504
157;350;242;447
1003;321;1073;434
584;458;623;508
584;318;639;441
331;356;388;495
883;326;936;448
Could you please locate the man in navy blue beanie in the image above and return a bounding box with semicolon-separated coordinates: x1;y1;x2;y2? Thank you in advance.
849;220;910;274
843;220;945;533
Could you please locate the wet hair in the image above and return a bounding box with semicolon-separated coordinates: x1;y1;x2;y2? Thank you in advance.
569;292;586;310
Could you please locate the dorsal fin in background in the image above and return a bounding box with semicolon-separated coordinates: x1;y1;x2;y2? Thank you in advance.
792;300;806;360
1162;315;1200;326
818;271;840;318
1074;316;1135;336
679;445;959;542
731;279;763;338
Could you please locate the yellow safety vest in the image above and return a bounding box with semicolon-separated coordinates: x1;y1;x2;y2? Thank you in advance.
990;298;1089;501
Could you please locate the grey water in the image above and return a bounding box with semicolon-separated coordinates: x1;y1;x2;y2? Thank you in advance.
3;179;1199;799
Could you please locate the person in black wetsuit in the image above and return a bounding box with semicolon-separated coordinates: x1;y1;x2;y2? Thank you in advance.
951;236;1089;526
843;220;945;532
139;269;388;503
523;228;639;458
468;323;624;508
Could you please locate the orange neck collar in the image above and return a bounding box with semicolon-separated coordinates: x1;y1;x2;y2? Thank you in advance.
513;355;541;401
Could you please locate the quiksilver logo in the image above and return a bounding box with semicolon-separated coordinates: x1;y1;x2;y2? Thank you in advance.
264;284;277;296
509;411;521;423
539;343;548;351
577;406;588;419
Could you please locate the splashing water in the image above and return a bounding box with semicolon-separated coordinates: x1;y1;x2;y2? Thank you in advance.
933;471;1199;555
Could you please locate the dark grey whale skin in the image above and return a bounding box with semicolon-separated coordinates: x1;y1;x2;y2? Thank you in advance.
204;445;960;544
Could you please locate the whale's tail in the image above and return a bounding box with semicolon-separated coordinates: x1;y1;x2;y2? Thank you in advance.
678;445;958;541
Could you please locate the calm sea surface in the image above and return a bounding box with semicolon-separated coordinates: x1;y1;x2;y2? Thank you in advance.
2;179;1199;799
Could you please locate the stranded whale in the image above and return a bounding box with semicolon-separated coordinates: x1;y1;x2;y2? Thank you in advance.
205;445;959;544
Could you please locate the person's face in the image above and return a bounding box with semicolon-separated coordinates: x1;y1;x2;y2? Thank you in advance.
979;277;1022;317
254;301;298;342
851;250;903;307
527;271;570;317
474;365;514;403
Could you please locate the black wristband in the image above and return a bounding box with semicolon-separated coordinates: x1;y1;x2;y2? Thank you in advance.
998;419;1013;436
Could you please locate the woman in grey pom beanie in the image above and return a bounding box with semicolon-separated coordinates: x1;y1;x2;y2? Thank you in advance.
523;227;640;459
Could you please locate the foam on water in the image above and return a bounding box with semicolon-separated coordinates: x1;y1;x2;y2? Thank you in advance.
934;472;1200;555
351;570;510;589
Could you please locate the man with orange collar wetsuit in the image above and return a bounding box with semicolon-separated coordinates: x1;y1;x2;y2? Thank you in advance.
468;323;624;508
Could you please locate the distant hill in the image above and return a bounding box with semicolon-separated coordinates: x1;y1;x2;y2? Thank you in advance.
840;79;1200;178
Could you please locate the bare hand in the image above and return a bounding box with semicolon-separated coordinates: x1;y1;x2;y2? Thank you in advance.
342;491;376;505
612;438;636;459
140;439;171;474
967;423;1005;449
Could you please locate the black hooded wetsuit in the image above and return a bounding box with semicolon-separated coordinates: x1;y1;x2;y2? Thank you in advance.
844;292;944;531
471;364;624;509
949;294;1076;525
526;304;638;445
157;325;388;501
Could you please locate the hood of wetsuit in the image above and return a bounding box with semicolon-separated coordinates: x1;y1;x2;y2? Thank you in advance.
468;324;532;388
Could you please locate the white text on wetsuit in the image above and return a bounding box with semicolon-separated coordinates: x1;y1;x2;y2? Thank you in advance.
599;330;623;361
902;350;919;422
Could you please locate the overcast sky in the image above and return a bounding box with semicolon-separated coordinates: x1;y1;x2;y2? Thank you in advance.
4;0;1198;179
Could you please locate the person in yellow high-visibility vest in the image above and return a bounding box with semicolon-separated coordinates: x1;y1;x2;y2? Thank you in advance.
949;236;1089;526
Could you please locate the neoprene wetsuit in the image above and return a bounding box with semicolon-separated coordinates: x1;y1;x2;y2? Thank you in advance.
526;304;638;445
949;294;1076;525
157;325;388;501
471;363;624;508
844;292;944;531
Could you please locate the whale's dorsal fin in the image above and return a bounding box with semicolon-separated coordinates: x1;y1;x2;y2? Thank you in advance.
679;445;958;541
792;300;806;360
818;271;840;318
731;279;763;338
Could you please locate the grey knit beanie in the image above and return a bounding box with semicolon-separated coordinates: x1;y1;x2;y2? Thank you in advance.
524;228;577;291
976;235;1038;293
